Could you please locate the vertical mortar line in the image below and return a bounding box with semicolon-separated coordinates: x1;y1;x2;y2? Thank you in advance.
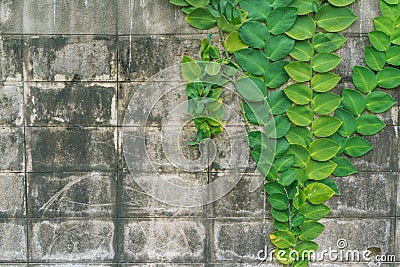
113;0;122;265
22;38;30;266
19;0;30;261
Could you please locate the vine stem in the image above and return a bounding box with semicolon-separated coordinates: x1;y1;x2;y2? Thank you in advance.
219;28;230;59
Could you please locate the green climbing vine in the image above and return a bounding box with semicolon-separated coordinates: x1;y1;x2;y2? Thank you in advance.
168;0;398;266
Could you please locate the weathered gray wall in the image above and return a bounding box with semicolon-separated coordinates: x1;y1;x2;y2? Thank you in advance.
0;0;398;266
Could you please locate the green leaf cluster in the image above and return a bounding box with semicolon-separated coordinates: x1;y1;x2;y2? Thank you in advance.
169;0;397;266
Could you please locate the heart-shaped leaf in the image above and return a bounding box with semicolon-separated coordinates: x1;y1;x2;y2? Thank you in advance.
311;92;342;115
352;66;377;93
285;15;316;40
239;21;270;48
365;91;396;113
312;32;347;53
266;6;298;35
309;138;341;161
284;61;313;82
186;7;217;30
316;4;357;32
344;136;373;157
356;114;386;136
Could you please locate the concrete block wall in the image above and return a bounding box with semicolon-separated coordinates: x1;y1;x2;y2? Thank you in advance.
0;0;398;266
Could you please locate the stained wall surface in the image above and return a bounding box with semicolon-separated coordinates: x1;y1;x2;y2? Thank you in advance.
0;0;399;266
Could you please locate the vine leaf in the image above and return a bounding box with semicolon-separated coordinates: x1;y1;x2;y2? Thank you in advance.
332;156;358;176
306;160;337;180
311;53;342;73
186;7;217;30
268;193;290;210
264;34;295;61
235;78;266;102
240;0;270;21
299;220;325;241
356;114;386;136
311;73;341;92
185;0;209;7
266;6;298;35
364;46;386;71
285;15;316;40
368;31;391;51
334;108;357;137
344;136;373;157
309;139;340;161
234;48;268;75
341;88;366;116
284;61;312;82
298;203;332;221
311;116;342;137
365;91;396;113
312;32;347;53
238;21;270;48
315;4;357;32
224;31;248;54
286;105;314;126
284;83;313;105
386;45;400;66
290;40;314;61
304;182;336;204
264;60;290;88
267;90;292;115
311;92;342;115
352;66;377;93
376;67;400;88
327;0;356;7
270;231;296;249
374;16;394;35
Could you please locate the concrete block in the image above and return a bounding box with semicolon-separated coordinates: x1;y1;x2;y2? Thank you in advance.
120;265;204;267
350;126;398;172
122;219;206;262
27;127;117;172
26;82;117;126
0;219;27;261
315;218;395;262
0;36;23;82
120;126;205;173
118;35;205;81
213;219;271;262
0;173;25;217
335;35;369;81
22;0;116;34
117;0;209;35
327;173;397;217
208;126;255;173
29;219;114;262
118;81;188;127
0;84;23;126
28;172;116;218
24;36;117;82
211;174;265;218
0;127;24;172
0;0;22;33
120;172;205;218
30;265;112;267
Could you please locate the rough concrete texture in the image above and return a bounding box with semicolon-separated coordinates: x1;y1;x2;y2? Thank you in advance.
0;0;398;266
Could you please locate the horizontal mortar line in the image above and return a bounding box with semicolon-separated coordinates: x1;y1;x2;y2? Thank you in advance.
17;215;400;220
0;32;215;38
